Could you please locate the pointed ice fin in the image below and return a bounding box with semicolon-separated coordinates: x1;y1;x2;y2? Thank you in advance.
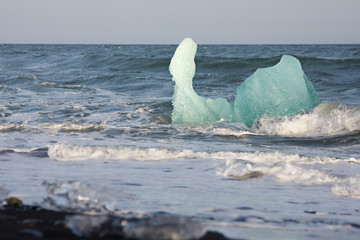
169;38;233;123
169;38;197;90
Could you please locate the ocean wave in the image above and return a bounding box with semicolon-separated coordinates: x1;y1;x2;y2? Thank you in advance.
255;102;360;137
0;122;108;133
332;177;360;198
48;143;359;164
174;102;360;139
0;124;27;132
1;101;358;139
0;147;44;154
0;85;21;94
39;122;107;132
219;160;341;183
48;143;360;198
48;144;197;161
33;78;100;92
298;56;360;63
176;123;253;138
81;47;172;73
195;55;360;77
209;127;256;137
218;158;360;198
195;56;280;75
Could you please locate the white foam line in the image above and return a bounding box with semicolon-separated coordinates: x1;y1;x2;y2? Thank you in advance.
47;143;359;164
0;147;42;153
256;102;360;136
332;177;360;198
218;158;360;198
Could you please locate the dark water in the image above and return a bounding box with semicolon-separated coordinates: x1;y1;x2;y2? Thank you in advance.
0;43;360;239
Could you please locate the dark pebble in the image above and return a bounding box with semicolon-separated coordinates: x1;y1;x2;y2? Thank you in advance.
20;228;44;238
200;231;229;240
0;204;234;240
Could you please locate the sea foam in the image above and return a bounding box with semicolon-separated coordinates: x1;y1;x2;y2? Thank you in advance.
256;102;360;136
48;143;360;198
218;157;360;198
48;143;359;164
332;177;360;198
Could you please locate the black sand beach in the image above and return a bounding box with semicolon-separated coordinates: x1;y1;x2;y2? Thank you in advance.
0;200;229;240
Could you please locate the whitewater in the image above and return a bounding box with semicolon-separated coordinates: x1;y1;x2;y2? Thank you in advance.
0;41;359;239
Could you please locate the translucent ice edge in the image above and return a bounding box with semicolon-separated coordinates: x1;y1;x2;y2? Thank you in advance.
42;180;206;240
65;212;205;240
42;181;130;212
170;38;320;127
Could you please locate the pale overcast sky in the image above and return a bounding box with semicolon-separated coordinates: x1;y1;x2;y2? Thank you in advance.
1;0;359;44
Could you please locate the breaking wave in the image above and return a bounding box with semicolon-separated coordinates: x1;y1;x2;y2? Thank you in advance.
217;155;360;199
47;143;360;199
255;102;360;137
48;143;359;163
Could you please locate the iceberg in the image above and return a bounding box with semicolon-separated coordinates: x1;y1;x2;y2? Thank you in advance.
233;55;321;127
170;38;320;127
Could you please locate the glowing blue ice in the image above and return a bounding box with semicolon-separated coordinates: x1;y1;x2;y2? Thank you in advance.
170;38;320;127
233;55;320;126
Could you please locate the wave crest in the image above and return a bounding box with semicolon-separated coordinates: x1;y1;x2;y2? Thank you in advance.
256;102;360;136
218;157;360;199
48;143;359;163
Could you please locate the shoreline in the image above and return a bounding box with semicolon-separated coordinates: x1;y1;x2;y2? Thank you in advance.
0;202;230;240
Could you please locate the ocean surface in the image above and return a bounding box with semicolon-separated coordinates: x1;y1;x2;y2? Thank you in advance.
0;43;359;239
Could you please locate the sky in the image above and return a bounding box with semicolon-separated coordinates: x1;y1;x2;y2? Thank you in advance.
1;0;359;44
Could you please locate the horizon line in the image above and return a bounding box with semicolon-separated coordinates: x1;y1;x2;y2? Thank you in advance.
1;42;359;45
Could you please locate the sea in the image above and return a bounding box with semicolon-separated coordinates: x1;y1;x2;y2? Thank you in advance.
0;43;359;239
